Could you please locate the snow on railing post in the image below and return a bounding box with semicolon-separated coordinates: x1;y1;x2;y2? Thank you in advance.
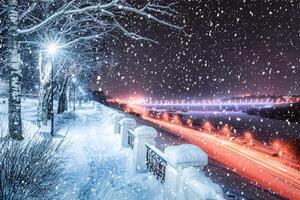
112;113;126;134
163;144;223;200
107;110;117;122
131;126;157;173
181;167;223;200
119;118;136;147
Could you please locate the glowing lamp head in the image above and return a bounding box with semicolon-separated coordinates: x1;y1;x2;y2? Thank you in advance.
72;77;77;83
47;43;59;56
202;121;213;132
272;140;281;151
162;113;169;121
173;115;180;124
221;125;232;137
244;131;253;140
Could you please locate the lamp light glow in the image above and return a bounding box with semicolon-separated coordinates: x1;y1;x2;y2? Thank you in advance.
47;43;59;56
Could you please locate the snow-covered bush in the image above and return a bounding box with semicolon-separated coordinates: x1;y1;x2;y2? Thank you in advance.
0;132;67;199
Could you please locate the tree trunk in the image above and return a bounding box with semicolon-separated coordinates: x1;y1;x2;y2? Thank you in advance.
40;82;52;126
57;78;68;114
37;52;43;127
40;83;50;126
8;0;23;140
38;54;51;127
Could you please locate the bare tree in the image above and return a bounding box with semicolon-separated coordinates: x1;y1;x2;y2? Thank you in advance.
0;0;180;139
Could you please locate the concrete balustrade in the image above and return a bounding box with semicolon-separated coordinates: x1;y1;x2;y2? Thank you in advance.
107;110;118;123
131;126;157;172
119;118;136;147
111;110;223;200
112;113;126;134
182;167;223;200
163;144;223;200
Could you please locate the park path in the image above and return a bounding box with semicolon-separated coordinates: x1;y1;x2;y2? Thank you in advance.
55;103;161;200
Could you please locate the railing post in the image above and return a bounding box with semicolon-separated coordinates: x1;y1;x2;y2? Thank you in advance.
181;167;223;200
163;144;211;200
131;126;157;173
120;118;136;147
112;113;125;134
107;110;118;123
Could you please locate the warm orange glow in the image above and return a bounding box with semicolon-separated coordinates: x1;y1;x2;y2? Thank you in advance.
172;115;181;124
145;119;298;196
244;131;253;145
162;112;169;121
272;140;281;151
202;121;213;132
220;125;232;137
127;95;146;105
144;116;300;200
110;95;146;105
187;118;193;127
244;131;253;140
125;103;300;199
243;93;252;97
124;104;131;113
155;112;162;119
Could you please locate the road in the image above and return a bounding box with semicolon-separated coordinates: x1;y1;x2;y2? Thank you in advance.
133;117;284;199
141;115;300;200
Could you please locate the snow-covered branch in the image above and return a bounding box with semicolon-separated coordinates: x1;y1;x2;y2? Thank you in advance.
112;19;158;43
17;0;117;34
61;32;109;48
17;0;76;34
18;2;38;21
17;0;180;35
119;4;182;30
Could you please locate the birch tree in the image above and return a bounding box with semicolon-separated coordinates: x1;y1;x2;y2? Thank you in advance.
0;0;180;139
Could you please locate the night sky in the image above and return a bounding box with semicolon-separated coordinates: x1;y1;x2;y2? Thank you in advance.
96;0;300;99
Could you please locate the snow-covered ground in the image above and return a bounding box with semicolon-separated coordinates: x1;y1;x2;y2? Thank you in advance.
0;99;162;199
0;98;40;135
55;104;162;199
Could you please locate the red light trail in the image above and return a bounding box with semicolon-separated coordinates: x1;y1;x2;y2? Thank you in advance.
125;104;300;199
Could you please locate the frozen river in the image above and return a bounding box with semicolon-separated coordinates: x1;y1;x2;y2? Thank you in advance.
179;110;300;143
144;104;300;144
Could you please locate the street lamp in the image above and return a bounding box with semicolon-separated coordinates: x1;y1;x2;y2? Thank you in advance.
47;43;59;56
47;42;59;137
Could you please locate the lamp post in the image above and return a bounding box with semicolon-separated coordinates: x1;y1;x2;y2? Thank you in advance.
47;43;59;137
72;77;76;111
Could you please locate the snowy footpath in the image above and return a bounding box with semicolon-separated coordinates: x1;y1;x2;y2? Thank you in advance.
0;99;161;200
0;99;222;200
55;103;162;200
